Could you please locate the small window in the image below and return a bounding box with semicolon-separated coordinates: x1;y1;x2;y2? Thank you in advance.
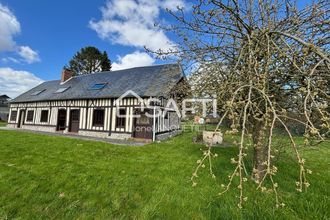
31;89;46;96
54;87;70;93
116;109;126;128
10;111;17;121
26;110;34;122
40;110;49;122
91;83;107;90
92;109;104;127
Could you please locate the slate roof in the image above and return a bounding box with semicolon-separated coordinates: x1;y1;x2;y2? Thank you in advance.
11;64;184;103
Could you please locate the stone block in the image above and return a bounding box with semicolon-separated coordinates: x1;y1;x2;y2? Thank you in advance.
203;131;223;145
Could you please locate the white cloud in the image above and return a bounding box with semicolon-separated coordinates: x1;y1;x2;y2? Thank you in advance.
0;67;44;98
18;46;40;64
89;0;186;52
112;51;155;71
0;4;40;64
2;57;20;64
161;0;187;10
0;3;20;51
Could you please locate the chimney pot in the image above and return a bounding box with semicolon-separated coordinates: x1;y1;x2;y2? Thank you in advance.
61;69;73;83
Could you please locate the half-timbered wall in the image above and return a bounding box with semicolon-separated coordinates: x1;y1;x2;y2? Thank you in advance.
7;97;180;140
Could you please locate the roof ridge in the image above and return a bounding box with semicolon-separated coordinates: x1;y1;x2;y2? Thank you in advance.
71;63;180;79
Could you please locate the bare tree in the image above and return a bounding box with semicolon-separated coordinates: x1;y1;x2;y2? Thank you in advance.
152;0;330;207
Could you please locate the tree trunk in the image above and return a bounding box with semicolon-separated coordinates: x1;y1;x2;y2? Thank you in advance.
252;120;268;182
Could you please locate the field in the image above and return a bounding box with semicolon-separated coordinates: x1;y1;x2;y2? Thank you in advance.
0;129;329;219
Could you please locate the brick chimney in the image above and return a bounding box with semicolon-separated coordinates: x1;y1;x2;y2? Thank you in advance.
61;69;73;83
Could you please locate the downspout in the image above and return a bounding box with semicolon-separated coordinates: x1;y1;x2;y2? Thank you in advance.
152;106;156;142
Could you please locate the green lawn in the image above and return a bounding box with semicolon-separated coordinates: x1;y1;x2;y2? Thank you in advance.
0;129;329;219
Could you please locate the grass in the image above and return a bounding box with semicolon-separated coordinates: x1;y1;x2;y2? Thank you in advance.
0;121;6;127
0;129;329;219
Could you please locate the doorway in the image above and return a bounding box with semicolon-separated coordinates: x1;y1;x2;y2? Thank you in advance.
69;109;80;132
56;109;67;131
133;109;153;139
17;110;25;128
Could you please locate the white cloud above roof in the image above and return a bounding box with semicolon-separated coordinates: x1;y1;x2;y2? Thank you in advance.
0;67;44;98
112;51;155;71
89;0;186;52
18;46;40;64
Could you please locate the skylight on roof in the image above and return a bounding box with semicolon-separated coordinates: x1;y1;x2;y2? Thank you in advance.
91;83;107;90
54;87;70;93
31;89;46;96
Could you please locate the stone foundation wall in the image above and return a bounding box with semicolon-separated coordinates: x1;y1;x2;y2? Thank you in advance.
21;125;56;133
109;133;132;140
79;131;132;140
6;124;16;128
78;130;109;138
6;124;56;132
156;130;182;141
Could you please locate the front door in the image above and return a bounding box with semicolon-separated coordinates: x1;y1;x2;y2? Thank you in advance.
56;109;67;131
133;109;153;139
17;110;25;128
69;109;80;132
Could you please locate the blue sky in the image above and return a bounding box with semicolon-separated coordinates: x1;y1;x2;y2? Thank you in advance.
0;0;186;97
0;0;314;98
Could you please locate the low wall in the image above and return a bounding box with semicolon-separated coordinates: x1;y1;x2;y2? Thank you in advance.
156;130;182;141
6;124;16;128
79;130;132;140
7;124;56;132
79;130;109;138
21;125;56;133
109;133;132;140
